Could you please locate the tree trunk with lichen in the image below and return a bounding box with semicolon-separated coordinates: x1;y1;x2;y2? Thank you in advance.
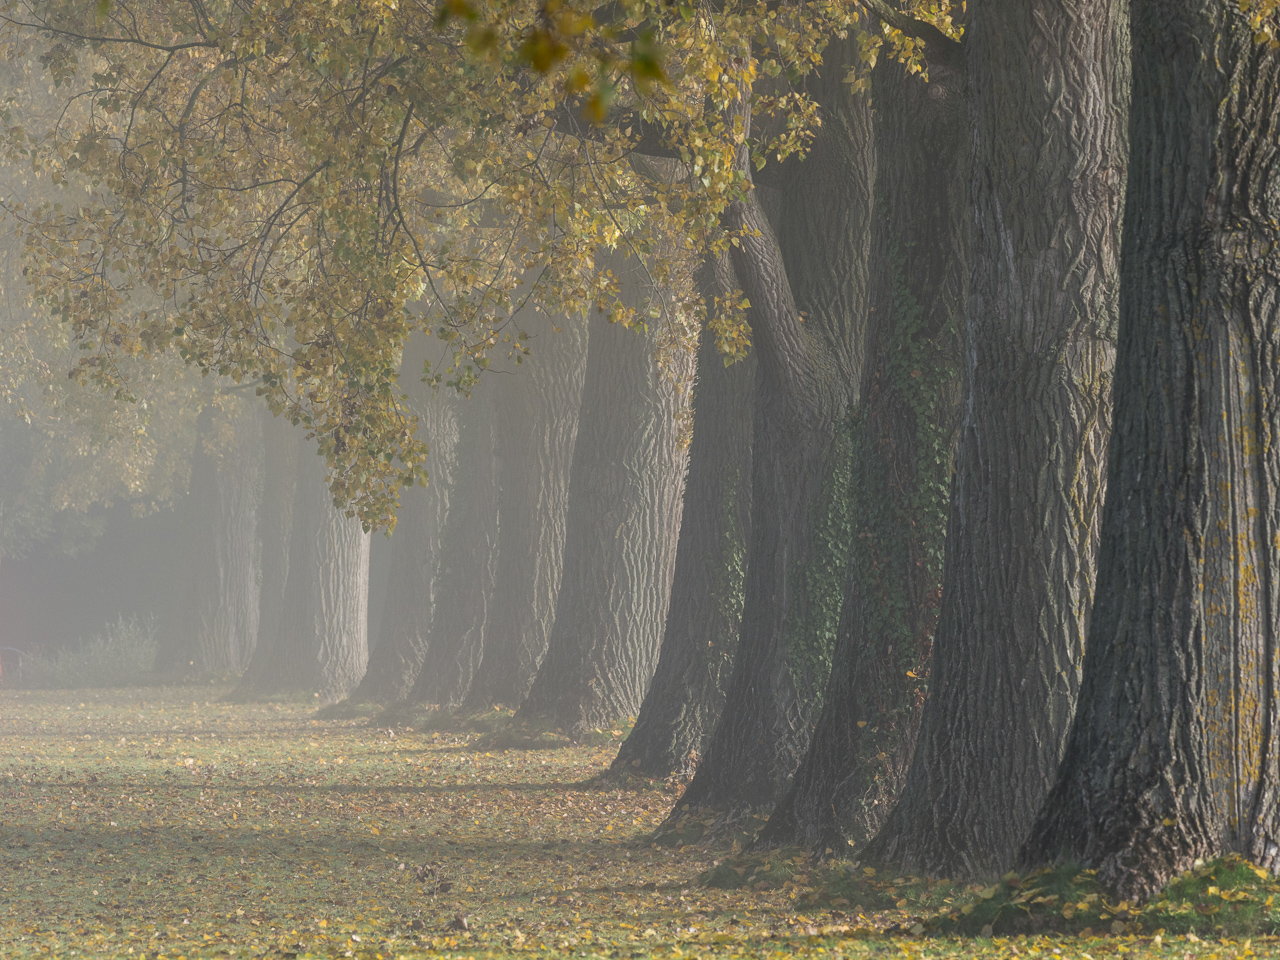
862;0;1127;879
517;258;693;737
664;42;872;823
1023;1;1280;901
609;254;755;780
759;46;968;852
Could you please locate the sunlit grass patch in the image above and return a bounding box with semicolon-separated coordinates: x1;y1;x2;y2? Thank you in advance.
937;856;1280;938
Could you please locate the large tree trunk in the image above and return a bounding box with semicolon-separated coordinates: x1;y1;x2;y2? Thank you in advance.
1023;3;1280;902
309;474;373;701
348;350;459;704
459;310;589;712
237;450;371;701
232;406;301;697
517;258;694;736
157;397;262;676
759;45;969;852
407;388;500;708
862;0;1128;879
610;254;756;779
668;38;871;819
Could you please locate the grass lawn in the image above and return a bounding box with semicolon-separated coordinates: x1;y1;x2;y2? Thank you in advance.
0;686;1270;959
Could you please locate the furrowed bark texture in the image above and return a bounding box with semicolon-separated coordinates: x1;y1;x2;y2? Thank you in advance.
350;344;459;704
239;453;371;700
519;258;694;736
671;47;871;816
159;399;262;676
233;407;300;697
408;389;500;708
1023;2;1280;901
863;0;1128;879
460;310;589;712
309;472;373;702
761;46;968;852
610;254;756;779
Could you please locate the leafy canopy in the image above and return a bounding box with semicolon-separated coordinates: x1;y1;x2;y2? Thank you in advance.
0;0;958;527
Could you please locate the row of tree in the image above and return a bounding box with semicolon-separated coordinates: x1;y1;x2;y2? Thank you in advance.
1;0;1277;901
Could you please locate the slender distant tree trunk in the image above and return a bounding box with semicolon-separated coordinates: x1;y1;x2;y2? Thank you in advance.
158;398;262;676
518;258;694;736
670;39;871;819
609;254;755;779
760;45;968;852
1024;3;1280;901
233;406;300;698
863;0;1128;879
460;310;589;713
237;450;371;701
407;389;500;708
349;348;459;704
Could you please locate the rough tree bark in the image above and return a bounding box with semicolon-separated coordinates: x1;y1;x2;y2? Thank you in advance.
348;342;459;704
517;257;694;736
1023;2;1280;901
459;309;589;712
238;449;372;701
407;388;500;708
668;37;871;820
759;43;969;851
157;397;262;676
608;253;755;780
862;0;1128;879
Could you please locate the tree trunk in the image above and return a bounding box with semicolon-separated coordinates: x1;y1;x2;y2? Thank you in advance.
459;310;589;712
349;353;459;704
232;406;301;697
609;253;755;780
759;45;968;851
158;397;262;676
237;448;371;701
862;0;1128;879
308;474;373;702
1023;3;1280;901
518;258;694;737
668;37;871;819
407;388;500;708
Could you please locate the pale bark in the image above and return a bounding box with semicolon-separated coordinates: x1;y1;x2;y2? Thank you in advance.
460;309;589;712
610;254;755;779
350;340;459;704
407;388;500;707
518;257;694;736
158;398;262;676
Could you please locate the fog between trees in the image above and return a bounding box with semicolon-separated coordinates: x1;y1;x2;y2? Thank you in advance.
0;0;1278;905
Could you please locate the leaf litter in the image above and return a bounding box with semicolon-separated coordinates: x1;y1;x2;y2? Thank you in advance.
1;686;1273;959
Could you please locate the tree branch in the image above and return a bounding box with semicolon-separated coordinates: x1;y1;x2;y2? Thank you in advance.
858;0;963;58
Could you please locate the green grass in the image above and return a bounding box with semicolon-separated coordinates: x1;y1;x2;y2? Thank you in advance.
934;858;1280;939
1;685;1276;959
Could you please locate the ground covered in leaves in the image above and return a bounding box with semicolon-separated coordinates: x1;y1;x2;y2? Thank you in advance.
0;686;1273;959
